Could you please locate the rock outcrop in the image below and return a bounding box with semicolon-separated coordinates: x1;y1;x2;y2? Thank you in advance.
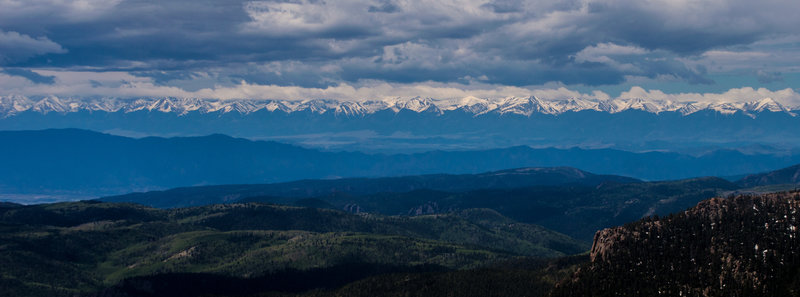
554;191;800;297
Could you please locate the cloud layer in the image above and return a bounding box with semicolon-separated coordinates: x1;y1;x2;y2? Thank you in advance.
2;70;799;107
0;0;798;96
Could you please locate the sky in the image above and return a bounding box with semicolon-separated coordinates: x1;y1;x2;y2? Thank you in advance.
1;0;800;103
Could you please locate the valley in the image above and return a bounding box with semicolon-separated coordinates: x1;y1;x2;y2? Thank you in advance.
2;130;800;296
3;1;800;295
2;129;800;199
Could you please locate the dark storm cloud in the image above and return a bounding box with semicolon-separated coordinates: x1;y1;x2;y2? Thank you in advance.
481;0;523;14
368;0;401;13
579;1;762;55
1;0;798;87
0;68;56;84
756;70;784;84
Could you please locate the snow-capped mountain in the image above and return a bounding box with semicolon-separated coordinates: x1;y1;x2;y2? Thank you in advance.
0;95;796;118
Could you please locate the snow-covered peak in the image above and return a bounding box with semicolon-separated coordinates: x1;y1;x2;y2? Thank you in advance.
552;98;601;113
334;101;368;116
0;95;34;115
294;99;338;114
360;100;392;113
497;96;558;116
622;98;663;113
600;98;663;113
31;96;73;114
390;97;441;113
743;97;788;113
440;96;496;115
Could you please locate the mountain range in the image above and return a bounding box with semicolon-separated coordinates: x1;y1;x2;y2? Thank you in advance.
98;161;800;242
3;96;800;152
1;95;796;117
3;129;800;201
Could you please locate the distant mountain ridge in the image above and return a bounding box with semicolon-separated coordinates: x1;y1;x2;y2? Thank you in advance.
737;164;800;187
3;129;800;200
4;96;800;153
101;167;641;208
1;95;795;118
99;163;800;242
103;175;738;242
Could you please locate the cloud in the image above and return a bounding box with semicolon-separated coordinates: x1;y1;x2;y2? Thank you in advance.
574;43;648;61
0;68;56;84
618;86;800;105
573;43;648;72
0;0;798;88
755;70;783;84
687;46;800;75
368;0;400;13
0;30;67;63
3;70;799;108
241;1;369;37
0;0;122;26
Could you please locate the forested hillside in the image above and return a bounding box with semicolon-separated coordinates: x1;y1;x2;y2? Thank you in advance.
109;176;737;242
551;191;800;296
0;201;585;296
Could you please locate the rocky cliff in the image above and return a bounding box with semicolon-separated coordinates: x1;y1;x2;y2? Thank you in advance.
553;191;800;297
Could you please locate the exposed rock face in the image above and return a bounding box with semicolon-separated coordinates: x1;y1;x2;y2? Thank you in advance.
408;202;442;216
554;191;800;297
590;226;628;263
342;203;363;214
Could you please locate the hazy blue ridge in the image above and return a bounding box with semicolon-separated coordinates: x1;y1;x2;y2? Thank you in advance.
2;129;800;200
